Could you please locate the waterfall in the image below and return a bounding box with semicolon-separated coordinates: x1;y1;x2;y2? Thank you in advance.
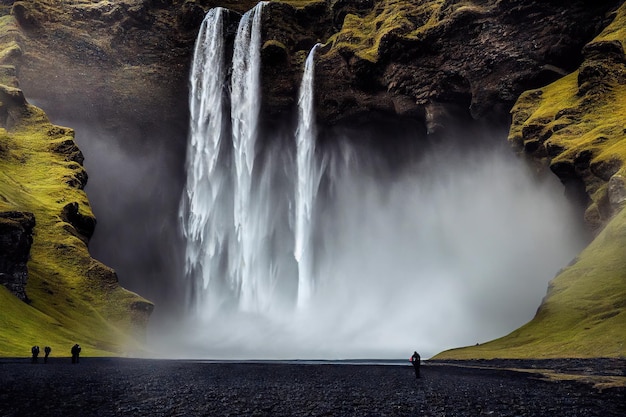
173;4;585;360
181;2;280;316
294;44;322;307
230;2;272;312
180;7;230;312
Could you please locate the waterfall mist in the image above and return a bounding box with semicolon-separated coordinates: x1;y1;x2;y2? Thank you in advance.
166;132;586;359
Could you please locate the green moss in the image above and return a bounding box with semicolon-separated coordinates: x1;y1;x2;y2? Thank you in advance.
263;39;287;50
326;0;487;62
0;41;20;63
508;4;626;216
328;0;436;63
0;101;150;357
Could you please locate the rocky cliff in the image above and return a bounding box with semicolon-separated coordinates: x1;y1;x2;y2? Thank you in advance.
1;0;625;357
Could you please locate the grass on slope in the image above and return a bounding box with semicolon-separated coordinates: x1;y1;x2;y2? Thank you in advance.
0;103;149;358
434;204;626;359
434;4;626;360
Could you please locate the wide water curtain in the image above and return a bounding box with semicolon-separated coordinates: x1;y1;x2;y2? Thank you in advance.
295;44;323;307
182;3;288;316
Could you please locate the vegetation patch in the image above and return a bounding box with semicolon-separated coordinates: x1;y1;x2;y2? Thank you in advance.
319;0;493;63
326;0;445;62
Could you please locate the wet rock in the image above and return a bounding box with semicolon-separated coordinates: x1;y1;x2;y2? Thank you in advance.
582;40;625;62
178;0;206;30
50;138;85;165
0;211;35;301
0;85;27;129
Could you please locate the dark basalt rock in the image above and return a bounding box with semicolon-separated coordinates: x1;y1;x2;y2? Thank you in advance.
0;85;27;129
179;0;207;30
49;136;85;165
252;0;620;134
582;39;625;62
0;211;35;302
591;157;623;182
60;202;96;243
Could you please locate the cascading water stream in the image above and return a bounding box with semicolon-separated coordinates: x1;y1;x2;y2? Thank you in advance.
294;44;323;307
179;7;229;311
230;2;272;312
181;2;281;315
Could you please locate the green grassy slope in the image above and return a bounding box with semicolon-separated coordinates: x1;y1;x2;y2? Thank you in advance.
435;4;626;359
0;12;151;358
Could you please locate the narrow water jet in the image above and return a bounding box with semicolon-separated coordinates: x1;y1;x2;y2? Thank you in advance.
294;43;322;307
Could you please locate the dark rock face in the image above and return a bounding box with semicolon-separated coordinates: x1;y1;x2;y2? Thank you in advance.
13;0;621;163
260;0;619;129
0;211;35;301
0;85;28;129
12;0;621;145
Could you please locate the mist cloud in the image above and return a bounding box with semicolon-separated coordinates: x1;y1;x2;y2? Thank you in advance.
153;134;586;359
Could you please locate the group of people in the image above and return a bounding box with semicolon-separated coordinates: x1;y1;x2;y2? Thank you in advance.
30;344;81;364
30;346;51;363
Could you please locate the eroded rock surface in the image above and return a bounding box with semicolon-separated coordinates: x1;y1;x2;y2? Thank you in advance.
0;211;35;301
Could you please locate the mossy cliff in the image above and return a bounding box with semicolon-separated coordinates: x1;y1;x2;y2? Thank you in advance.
435;3;626;359
1;0;625;359
0;9;152;357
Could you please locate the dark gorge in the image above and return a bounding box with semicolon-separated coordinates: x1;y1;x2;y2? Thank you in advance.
0;0;624;358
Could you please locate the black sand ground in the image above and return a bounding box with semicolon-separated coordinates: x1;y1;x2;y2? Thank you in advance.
1;358;624;416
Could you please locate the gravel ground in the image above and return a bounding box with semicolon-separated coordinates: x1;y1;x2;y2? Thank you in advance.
0;358;624;416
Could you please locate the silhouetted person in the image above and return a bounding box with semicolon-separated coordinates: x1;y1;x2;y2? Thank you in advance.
31;346;40;364
410;351;421;379
71;344;81;364
44;346;51;363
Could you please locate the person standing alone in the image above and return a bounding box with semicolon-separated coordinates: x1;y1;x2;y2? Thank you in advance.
410;351;421;379
71;344;81;364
